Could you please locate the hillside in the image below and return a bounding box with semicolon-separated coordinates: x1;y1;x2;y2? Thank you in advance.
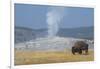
15;26;94;44
58;26;94;40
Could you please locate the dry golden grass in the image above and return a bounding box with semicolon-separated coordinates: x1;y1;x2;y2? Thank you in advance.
14;50;94;65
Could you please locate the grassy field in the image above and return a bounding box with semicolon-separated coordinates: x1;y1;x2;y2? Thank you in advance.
14;50;94;65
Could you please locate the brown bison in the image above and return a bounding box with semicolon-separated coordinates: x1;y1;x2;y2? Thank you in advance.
72;41;88;55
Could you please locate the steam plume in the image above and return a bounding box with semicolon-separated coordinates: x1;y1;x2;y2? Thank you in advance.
46;7;65;37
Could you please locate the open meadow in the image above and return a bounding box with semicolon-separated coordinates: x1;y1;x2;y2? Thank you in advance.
14;50;94;65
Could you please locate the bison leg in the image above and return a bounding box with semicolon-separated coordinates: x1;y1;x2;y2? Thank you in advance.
85;49;88;55
79;49;82;55
85;44;89;55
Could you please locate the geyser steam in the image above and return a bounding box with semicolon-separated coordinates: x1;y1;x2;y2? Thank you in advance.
47;7;65;37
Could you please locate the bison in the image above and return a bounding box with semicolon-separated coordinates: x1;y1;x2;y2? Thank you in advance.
72;41;88;55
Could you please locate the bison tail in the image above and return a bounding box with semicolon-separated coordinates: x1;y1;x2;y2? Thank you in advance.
72;47;75;55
